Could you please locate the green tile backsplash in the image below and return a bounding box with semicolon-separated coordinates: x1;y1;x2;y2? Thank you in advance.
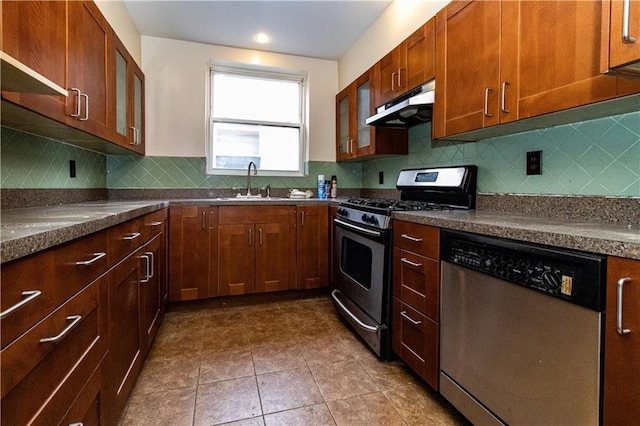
3;111;639;197
362;111;640;197
1;127;106;189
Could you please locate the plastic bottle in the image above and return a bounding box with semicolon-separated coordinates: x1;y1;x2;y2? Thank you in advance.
325;180;331;199
317;174;325;199
330;175;337;198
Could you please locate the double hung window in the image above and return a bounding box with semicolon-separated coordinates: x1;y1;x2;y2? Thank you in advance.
208;64;305;175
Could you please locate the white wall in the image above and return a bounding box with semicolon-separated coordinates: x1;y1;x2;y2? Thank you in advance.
94;0;142;65
338;0;450;91
142;36;338;161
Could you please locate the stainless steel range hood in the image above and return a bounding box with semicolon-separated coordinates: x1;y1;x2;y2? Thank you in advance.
366;79;434;127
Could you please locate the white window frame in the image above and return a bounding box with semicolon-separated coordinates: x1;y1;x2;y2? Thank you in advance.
206;61;307;176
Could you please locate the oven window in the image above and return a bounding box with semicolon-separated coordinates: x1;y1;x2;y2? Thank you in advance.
341;237;372;290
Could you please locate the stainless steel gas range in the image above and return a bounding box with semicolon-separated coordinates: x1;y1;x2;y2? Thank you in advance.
331;165;477;358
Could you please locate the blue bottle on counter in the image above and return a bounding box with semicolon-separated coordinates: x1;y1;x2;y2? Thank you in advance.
317;174;325;199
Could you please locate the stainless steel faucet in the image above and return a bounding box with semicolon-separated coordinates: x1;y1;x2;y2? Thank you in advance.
247;161;257;196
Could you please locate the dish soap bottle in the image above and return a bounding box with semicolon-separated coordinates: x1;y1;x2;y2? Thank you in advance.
331;175;337;198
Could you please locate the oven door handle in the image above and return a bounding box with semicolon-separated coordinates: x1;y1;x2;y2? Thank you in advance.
334;218;381;237
331;290;379;332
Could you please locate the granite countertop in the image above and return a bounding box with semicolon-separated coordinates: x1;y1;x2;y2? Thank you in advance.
1;200;169;263
392;210;640;261
0;198;338;263
3;198;640;264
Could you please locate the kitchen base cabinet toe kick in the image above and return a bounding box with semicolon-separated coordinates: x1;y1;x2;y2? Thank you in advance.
0;207;168;425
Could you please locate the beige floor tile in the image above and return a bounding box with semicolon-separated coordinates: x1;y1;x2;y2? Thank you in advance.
200;348;255;384
194;377;262;425
384;381;466;426
327;391;406;426
298;336;354;366
121;386;196;426
202;325;251;352
220;417;266;426
131;353;201;396
358;357;418;391
310;360;379;402
337;331;379;361
251;342;306;375
263;403;336;426
257;366;324;414
247;321;299;347
147;327;203;360
204;309;247;329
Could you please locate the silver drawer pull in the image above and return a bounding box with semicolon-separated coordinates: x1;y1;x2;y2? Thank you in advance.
400;310;422;326
401;257;423;268
75;252;106;266
40;315;82;343
140;254;151;283
617;277;632;335
123;232;141;240
148;221;163;226
69;423;84;426
401;234;422;242
0;290;42;319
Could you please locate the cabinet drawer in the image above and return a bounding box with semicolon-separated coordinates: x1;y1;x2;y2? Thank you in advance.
393;248;440;320
108;217;143;264
1;276;106;425
392;299;439;390
394;221;439;259
141;208;167;242
1;250;55;349
1;230;107;349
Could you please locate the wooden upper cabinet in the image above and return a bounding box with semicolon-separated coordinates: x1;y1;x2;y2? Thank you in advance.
601;0;640;77
111;33;145;154
66;1;110;140
603;256;640;425
406;20;436;91
376;19;435;107
1;0;70;123
434;0;640;140
433;0;502;139
336;66;408;162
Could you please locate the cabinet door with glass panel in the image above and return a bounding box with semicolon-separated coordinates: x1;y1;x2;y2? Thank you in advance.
336;66;374;161
336;83;356;161
111;32;144;154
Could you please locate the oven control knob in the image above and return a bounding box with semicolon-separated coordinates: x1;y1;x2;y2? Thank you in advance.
361;214;379;225
337;208;349;217
542;271;562;291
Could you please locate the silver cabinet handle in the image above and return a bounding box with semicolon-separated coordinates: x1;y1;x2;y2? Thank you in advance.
69;423;84;426
401;257;423;268
129;126;136;145
75;252;106;266
70;88;82;118
259;228;263;246
623;0;637;43
149;221;163;227
147;251;154;279
391;72;397;92
400;310;422;326
484;87;493;117
400;234;422;242
40;315;82;343
123;232;141;241
202;211;206;229
80;93;89;121
501;81;510;113
617;277;632;335
248;228;252;246
0;290;42;319
398;67;406;88
134;127;140;145
301;211;305;227
140;254;151;283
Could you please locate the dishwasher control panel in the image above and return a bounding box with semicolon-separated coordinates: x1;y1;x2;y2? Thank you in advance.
440;230;606;312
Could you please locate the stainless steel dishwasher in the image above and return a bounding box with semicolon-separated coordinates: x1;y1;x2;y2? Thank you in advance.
439;230;606;426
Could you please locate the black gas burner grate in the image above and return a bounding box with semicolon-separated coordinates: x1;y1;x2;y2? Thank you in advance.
344;198;455;212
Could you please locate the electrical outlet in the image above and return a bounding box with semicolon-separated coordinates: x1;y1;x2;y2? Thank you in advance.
379;171;384;185
526;151;542;175
70;160;76;178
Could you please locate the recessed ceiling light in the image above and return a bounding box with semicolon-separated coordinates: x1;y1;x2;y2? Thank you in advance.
255;33;270;44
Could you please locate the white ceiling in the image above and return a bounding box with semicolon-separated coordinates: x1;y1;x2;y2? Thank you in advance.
123;0;394;61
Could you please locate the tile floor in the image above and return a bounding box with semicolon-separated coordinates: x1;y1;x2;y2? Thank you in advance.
119;293;466;426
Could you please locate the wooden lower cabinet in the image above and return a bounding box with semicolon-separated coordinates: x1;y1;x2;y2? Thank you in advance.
392;221;440;390
218;206;295;296
169;206;218;301
603;256;640;424
139;232;165;355
295;205;329;289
